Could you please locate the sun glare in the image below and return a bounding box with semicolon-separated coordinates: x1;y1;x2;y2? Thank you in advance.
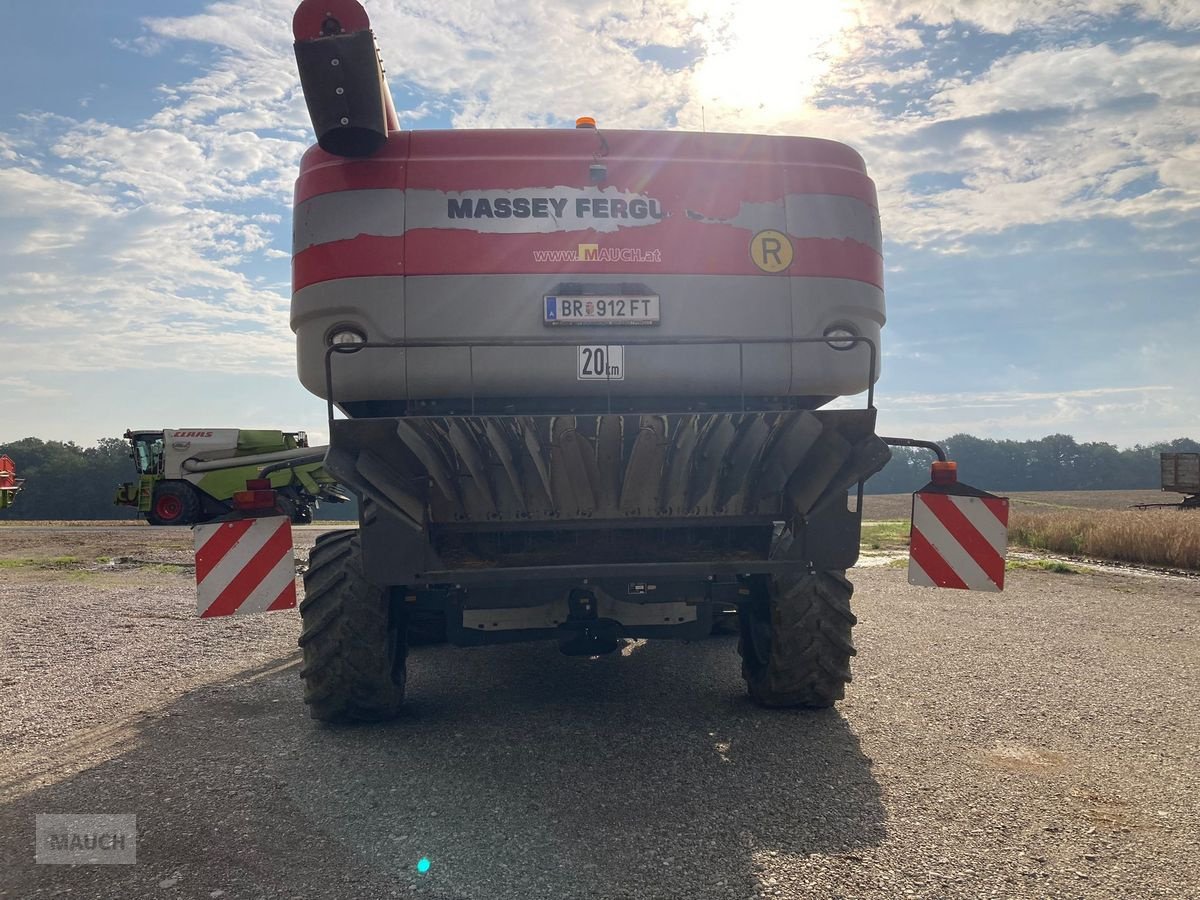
690;0;855;120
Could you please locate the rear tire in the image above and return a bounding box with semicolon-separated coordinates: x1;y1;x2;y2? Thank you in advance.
298;529;407;723
738;569;856;708
146;481;201;526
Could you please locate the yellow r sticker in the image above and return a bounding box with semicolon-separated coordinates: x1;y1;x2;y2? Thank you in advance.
750;229;794;273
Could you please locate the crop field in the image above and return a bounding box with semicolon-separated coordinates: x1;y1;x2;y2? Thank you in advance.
1009;508;1200;571
862;489;1170;521
863;489;1200;572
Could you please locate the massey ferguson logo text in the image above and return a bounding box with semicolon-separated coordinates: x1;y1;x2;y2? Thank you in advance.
448;197;665;221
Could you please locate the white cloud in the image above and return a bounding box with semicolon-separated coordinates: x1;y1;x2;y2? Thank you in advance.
840;40;1200;246
0;377;68;402
2;0;1199;445
877;385;1191;444
130;0;1200;249
855;0;1199;34
0;163;294;378
932;41;1200;115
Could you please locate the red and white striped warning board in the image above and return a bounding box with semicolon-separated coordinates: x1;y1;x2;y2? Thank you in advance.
909;492;1009;592
194;516;297;617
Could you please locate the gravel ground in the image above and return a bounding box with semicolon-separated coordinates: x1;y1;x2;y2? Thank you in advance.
1;526;1198;899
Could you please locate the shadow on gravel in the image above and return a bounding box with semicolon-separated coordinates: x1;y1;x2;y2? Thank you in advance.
0;638;885;900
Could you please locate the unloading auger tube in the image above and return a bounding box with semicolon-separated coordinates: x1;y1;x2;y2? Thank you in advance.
282;0;962;721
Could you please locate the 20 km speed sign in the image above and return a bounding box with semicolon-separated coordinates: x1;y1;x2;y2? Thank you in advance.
577;345;625;381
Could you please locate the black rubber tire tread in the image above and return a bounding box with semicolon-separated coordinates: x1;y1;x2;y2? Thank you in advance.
313;528;343;547
298;529;407;723
146;481;202;526
739;569;856;709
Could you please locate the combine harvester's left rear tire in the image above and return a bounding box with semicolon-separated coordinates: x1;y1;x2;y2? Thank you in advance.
146;481;201;526
299;530;407;723
738;569;856;709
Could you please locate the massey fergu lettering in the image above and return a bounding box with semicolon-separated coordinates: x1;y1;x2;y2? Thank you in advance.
448;196;665;221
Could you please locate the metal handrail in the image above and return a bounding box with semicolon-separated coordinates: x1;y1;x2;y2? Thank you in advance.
323;335;878;424
879;436;947;462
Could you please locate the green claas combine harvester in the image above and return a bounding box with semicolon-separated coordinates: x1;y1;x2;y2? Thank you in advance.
190;0;1008;724
115;428;348;525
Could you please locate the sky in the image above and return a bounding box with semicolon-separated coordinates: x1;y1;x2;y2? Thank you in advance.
0;0;1197;449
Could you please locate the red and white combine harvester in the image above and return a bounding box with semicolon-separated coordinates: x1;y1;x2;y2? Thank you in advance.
0;455;25;511
191;0;1009;723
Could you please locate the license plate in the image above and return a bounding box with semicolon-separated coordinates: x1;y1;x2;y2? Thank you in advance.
545;295;659;325
577;345;624;381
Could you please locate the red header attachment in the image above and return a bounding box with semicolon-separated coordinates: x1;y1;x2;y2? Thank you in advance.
0;455;16;488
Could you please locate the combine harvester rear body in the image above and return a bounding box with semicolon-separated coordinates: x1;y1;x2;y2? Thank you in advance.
296;127;890;580
273;0;1001;722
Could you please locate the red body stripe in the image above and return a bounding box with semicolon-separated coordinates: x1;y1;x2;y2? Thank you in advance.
200;521;293;618
293;234;405;291
295;145;409;203
910;525;969;590
920;494;1006;586
195;519;255;586
266;579;298;612
292;231;882;292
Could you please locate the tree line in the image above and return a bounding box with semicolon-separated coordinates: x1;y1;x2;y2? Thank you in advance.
0;437;356;521
868;433;1200;494
1;432;1197;520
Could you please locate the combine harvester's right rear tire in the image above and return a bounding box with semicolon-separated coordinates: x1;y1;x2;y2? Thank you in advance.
738;569;856;709
299;530;407;723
